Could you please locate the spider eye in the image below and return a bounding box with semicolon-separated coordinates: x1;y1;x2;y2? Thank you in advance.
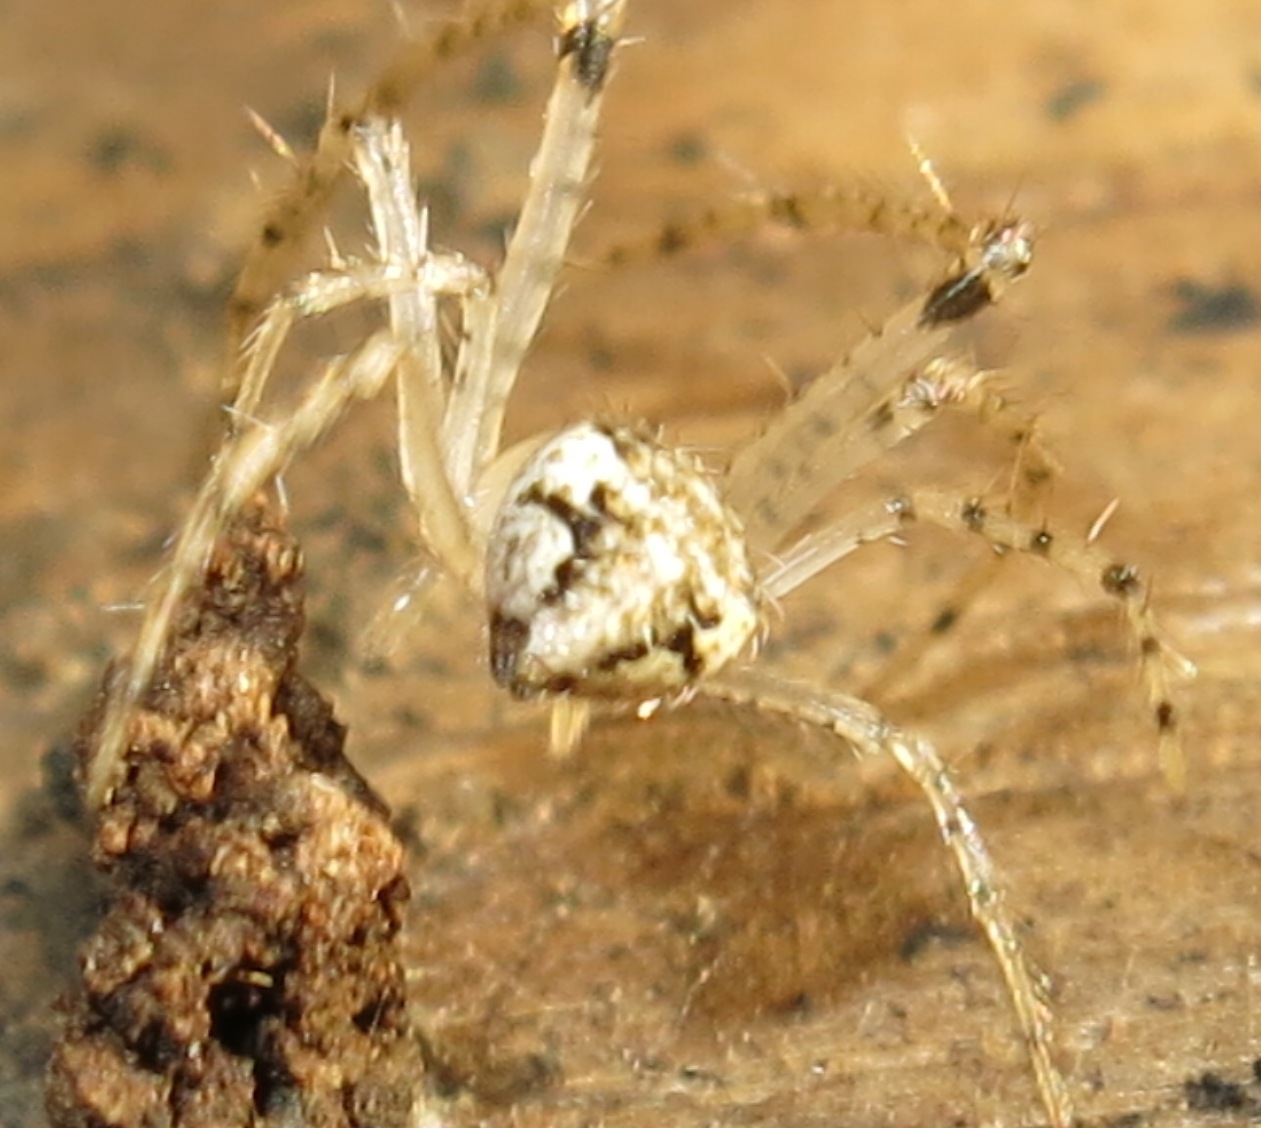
485;422;761;699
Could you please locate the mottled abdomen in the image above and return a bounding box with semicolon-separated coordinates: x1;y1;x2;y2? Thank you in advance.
485;422;761;700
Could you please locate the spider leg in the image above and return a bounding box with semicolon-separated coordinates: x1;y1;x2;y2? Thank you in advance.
89;330;406;809
702;667;1075;1128
838;356;1060;699
548;694;593;758
733;351;1053;578
353;117;485;588
858;385;1058;701
226;0;555;369
763;481;1190;789
759;498;908;600
233;257;484;429
445;0;630;497
889;488;1191;789
595;179;976;269
915;358;1061;516
726;220;1034;548
767;355;1057;567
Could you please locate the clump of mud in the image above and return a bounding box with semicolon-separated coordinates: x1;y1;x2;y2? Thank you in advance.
46;498;422;1128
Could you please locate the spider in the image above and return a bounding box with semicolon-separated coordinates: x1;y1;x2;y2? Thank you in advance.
85;3;1193;1126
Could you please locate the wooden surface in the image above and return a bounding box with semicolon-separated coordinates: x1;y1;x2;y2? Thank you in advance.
2;2;1260;1126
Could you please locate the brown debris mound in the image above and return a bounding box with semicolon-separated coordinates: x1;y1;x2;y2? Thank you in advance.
46;498;422;1128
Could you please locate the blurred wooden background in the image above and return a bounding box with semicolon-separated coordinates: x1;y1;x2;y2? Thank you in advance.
2;2;1260;1125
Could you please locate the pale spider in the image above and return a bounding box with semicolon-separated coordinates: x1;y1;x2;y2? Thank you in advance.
86;3;1193;1126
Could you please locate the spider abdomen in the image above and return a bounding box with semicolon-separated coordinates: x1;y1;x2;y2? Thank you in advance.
485;422;761;700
